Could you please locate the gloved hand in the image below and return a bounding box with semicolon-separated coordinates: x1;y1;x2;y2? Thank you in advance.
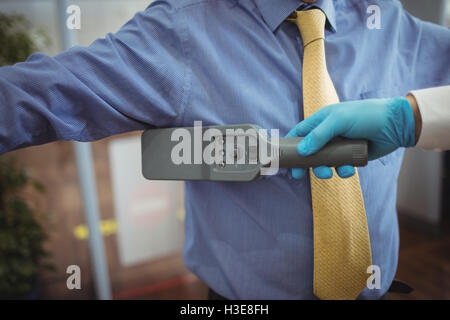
286;96;416;179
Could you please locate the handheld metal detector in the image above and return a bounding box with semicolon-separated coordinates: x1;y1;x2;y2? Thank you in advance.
141;124;368;182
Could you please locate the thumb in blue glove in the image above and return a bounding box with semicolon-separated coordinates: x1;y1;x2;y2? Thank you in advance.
285;96;416;180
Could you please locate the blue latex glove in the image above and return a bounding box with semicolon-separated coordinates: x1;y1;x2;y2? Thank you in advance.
286;96;416;179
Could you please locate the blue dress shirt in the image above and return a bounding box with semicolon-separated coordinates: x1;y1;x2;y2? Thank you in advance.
0;0;449;299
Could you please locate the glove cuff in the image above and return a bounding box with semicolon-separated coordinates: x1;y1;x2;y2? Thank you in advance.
390;96;416;148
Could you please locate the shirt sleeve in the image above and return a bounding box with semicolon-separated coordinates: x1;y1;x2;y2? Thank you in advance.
398;6;450;90
0;1;190;154
410;86;450;151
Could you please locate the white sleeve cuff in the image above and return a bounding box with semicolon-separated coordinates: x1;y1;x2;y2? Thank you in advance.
409;85;450;151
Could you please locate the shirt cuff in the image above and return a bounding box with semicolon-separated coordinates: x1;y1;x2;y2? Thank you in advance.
409;85;450;151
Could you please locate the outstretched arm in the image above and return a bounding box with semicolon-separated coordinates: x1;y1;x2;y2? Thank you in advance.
0;1;187;154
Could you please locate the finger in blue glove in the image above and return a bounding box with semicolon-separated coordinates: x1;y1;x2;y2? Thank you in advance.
286;96;416;180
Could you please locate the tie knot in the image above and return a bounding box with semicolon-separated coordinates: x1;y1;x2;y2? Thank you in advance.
290;9;326;47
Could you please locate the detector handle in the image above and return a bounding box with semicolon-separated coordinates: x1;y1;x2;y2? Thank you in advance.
278;137;368;168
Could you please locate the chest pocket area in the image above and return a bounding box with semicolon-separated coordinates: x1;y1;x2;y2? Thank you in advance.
360;86;407;166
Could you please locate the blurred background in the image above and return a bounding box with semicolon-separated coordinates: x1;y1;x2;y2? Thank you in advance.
0;0;448;300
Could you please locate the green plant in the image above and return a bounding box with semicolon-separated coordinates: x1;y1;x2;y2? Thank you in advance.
0;12;50;66
0;159;52;298
0;13;52;298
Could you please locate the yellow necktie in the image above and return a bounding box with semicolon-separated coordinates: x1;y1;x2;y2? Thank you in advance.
289;9;372;300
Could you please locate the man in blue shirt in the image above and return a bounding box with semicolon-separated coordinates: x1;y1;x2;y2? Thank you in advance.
0;0;449;299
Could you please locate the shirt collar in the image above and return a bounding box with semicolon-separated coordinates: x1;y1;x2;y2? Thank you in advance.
253;0;337;33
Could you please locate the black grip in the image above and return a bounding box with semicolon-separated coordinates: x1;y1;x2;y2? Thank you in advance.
277;137;368;168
